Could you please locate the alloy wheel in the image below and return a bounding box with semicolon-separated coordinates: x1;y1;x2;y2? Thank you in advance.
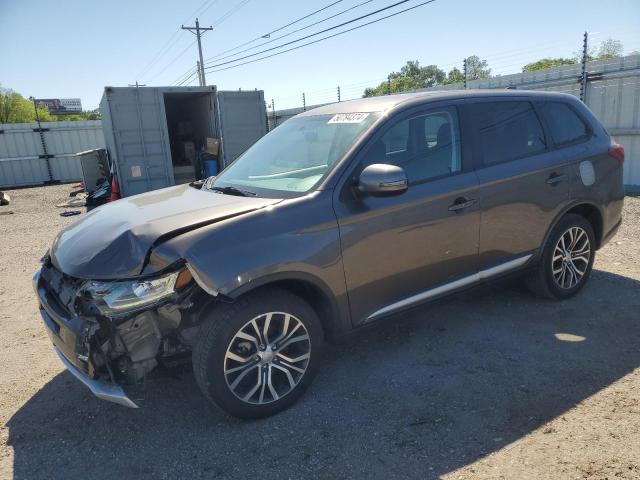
552;226;591;289
224;312;311;405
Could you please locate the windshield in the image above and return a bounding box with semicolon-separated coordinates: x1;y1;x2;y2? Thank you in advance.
212;112;380;197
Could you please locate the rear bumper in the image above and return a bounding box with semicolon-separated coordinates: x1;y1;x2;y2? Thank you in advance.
600;217;622;248
33;269;138;409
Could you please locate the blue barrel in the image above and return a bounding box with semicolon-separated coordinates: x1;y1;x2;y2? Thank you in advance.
202;159;218;178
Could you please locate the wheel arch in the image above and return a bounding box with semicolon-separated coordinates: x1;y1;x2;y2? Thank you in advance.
223;272;345;340
541;201;604;255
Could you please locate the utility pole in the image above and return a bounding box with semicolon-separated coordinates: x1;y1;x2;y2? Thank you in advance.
463;58;468;89
302;93;306;111
197;61;203;86
182;18;213;86
128;81;146;88
579;31;589;103
337;86;341;102
29;97;53;183
271;99;277;128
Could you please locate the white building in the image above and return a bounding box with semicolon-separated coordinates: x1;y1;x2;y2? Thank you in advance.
59;98;82;112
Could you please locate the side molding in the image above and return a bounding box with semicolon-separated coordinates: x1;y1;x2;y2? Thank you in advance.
366;254;533;322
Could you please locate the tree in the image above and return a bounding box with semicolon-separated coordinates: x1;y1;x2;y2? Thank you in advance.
363;61;446;97
522;58;576;72
80;109;101;121
465;55;491;80
596;38;623;59
443;67;464;84
57;114;85;121
0;86;53;123
574;38;624;61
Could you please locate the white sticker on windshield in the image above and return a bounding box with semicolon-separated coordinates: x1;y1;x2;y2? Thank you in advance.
328;113;369;124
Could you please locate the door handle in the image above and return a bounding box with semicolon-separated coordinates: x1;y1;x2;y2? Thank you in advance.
546;173;566;185
448;197;476;212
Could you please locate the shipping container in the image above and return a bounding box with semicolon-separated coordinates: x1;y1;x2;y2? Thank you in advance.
99;86;267;197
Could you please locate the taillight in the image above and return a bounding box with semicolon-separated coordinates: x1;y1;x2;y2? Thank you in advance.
608;143;625;165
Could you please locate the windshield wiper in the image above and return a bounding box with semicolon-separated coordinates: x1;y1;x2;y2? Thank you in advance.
211;185;257;197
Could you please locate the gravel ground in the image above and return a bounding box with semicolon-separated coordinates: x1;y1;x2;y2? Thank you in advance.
1;184;639;480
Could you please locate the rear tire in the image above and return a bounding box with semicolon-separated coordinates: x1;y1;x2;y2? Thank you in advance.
526;213;596;300
193;287;324;419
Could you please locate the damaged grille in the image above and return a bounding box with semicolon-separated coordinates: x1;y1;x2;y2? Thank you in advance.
40;262;85;316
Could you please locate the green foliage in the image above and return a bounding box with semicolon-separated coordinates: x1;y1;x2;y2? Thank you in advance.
465;55;491;80
443;67;464;85
595;38;623;59
81;110;101;120
522;58;576;72
57;114;84;121
363;61;446;97
53;110;101;121
574;37;624;62
363;56;493;96
0;86;99;123
523;38;623;73
0;86;53;124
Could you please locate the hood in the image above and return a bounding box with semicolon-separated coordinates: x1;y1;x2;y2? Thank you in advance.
50;184;280;279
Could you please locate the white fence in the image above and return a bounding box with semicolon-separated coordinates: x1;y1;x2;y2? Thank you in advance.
446;54;640;191
2;55;640;190
270;54;640;191
0;120;104;188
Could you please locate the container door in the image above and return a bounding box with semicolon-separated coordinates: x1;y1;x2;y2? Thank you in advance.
104;87;173;196
217;91;267;167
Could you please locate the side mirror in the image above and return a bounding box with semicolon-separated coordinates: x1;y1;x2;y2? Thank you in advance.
357;164;408;196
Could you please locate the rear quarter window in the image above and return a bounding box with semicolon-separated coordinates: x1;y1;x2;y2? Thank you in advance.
538;102;590;146
467;101;547;167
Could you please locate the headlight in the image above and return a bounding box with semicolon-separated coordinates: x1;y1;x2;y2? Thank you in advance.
84;271;180;316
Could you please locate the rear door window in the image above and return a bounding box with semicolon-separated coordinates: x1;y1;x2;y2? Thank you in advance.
538;102;590;146
468;101;547;167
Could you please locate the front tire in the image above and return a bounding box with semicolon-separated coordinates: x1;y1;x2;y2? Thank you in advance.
526;213;596;300
193;287;324;419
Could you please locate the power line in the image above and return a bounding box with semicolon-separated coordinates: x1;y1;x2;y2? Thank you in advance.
144;0;250;85
173;66;199;85
204;0;345;62
170;0;251;85
188;0;219;21
182;18;214;85
204;0;435;72
136;0;219;80
147;39;197;83
203;0;416;69
177;70;199;86
204;0;374;64
211;0;252;25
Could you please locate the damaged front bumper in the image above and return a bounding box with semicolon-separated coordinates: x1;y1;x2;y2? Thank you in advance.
52;345;138;408
33;270;140;408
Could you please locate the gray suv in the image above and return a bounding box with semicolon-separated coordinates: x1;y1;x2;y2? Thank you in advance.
34;90;624;418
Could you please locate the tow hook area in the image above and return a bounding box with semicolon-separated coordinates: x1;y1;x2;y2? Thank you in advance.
53;347;139;408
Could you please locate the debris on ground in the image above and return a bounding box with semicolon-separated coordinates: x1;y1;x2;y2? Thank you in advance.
59;210;82;217
0;191;10;206
56;196;88;208
0;184;639;480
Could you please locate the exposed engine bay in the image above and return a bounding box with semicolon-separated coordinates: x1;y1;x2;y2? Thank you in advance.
38;257;208;389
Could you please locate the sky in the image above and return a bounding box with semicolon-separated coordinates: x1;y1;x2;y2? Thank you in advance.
1;0;639;111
